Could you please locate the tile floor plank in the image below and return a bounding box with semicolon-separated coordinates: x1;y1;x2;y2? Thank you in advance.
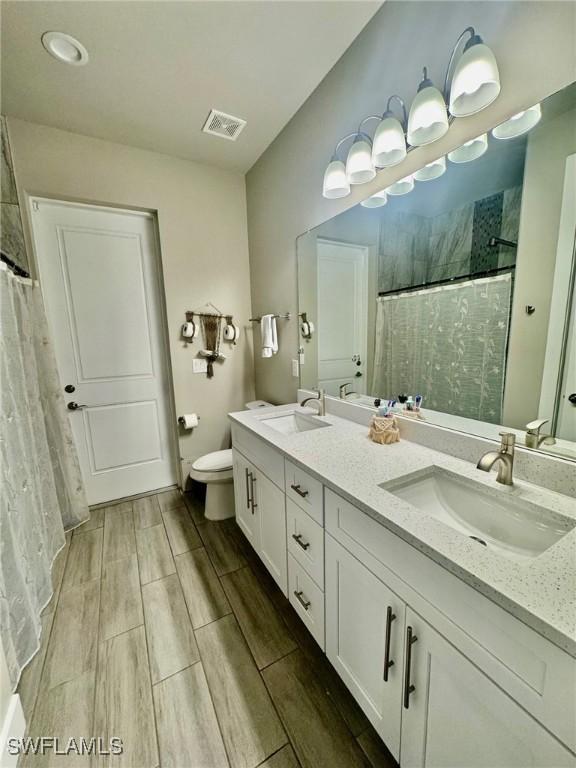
133;495;162;529
221;566;297;669
196;614;287;768
142;573;199;683
259;745;301;768
136;523;176;584
153;663;229;768
162;505;202;555
74;506;105;534
157;489;185;512
103;503;136;563
43;580;100;690
198;519;247;576
183;490;207;526
21;669;95;767
262;650;369;768
61;528;103;591
176;548;231;628
100;555;144;640
94;626;158;768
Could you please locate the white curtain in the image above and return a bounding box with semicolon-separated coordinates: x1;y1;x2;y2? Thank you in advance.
0;264;89;690
371;273;512;423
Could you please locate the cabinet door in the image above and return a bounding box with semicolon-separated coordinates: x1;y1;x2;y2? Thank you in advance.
400;607;575;768
253;468;287;594
232;450;260;551
325;535;404;761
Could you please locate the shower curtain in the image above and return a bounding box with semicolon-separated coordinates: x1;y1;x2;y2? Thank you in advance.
0;264;89;690
371;273;512;423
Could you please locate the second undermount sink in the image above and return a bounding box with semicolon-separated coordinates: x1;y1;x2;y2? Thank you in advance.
259;409;331;436
382;467;575;562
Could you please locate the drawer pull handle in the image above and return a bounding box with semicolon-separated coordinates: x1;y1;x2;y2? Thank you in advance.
250;473;257;513
403;625;418;709
245;468;252;509
294;590;311;611
291;484;309;498
292;533;310;551
383;605;396;682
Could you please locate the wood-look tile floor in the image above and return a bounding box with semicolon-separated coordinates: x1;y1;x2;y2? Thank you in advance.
18;489;398;768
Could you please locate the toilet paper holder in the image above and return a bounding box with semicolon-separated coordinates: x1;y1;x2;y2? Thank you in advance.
178;415;201;428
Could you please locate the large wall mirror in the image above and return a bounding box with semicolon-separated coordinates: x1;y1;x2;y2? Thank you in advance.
297;82;576;461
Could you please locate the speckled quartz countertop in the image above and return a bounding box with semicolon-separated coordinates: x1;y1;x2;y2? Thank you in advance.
229;405;576;657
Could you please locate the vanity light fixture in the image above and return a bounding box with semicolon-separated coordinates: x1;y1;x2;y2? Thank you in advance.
407;68;449;146
414;155;446;181
386;174;414;196
492;103;542;140
41;31;89;66
322;132;357;198
360;189;388;208
448;133;488;164
372;96;408;168
346;132;376;184
446;27;500;117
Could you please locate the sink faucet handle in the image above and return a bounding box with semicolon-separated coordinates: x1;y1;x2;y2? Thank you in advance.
498;432;516;452
526;418;549;435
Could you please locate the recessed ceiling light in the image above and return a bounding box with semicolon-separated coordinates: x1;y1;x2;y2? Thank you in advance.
41;31;89;66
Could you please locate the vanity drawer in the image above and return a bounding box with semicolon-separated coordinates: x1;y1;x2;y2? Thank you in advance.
231;424;284;489
288;554;325;649
285;460;323;525
287;498;324;588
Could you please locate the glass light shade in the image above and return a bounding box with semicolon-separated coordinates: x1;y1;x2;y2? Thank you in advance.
386;174;414;196
492;103;542;140
449;43;500;117
414;155;446;181
346;135;376;184
448;133;488;164
322;158;350;199
372;116;407;167
360;190;388;208
407;86;449;146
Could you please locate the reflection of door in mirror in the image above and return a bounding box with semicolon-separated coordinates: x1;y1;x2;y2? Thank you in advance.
317;239;368;397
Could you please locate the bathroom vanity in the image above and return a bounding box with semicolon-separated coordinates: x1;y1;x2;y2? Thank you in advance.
229;404;576;768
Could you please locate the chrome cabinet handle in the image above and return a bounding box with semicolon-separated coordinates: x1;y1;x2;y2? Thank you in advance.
403;625;418;709
383;606;396;682
250;473;257;512
245;468;251;509
294;590;311;611
292;533;310;551
67;402;87;411
291;483;309;498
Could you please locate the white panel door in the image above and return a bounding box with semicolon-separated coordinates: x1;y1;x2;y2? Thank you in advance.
30;199;177;504
317;238;368;396
325;534;404;761
400;607;574;768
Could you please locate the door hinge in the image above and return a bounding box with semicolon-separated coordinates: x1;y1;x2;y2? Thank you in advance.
32;200;39;212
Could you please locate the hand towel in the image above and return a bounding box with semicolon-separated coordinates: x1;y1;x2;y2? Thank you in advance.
261;314;278;358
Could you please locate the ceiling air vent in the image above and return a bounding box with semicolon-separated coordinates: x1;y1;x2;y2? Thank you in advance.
202;109;246;141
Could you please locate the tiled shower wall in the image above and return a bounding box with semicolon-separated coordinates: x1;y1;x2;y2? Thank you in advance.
1;116;28;272
378;185;522;293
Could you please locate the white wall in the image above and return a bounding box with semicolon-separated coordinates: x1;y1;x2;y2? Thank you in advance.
8;118;254;482
247;0;576;403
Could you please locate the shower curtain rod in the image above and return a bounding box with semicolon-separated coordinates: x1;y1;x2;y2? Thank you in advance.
377;265;515;299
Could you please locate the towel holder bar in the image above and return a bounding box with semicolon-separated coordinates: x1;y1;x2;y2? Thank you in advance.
249;312;292;322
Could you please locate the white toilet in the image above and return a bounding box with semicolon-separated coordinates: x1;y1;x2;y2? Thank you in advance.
189;400;272;521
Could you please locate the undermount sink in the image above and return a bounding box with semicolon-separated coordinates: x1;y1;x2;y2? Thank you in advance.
382;467;575;562
259;409;331;436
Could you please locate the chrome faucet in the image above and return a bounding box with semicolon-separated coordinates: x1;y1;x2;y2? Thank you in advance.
525;419;556;449
339;382;355;399
300;388;325;416
477;432;516;486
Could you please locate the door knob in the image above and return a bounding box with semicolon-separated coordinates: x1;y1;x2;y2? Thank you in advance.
64;384;76;393
568;393;576;406
67;402;86;411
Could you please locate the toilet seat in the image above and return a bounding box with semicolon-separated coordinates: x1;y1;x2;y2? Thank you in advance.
192;449;232;473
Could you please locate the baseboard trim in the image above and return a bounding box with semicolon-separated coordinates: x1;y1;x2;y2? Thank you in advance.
0;694;25;768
